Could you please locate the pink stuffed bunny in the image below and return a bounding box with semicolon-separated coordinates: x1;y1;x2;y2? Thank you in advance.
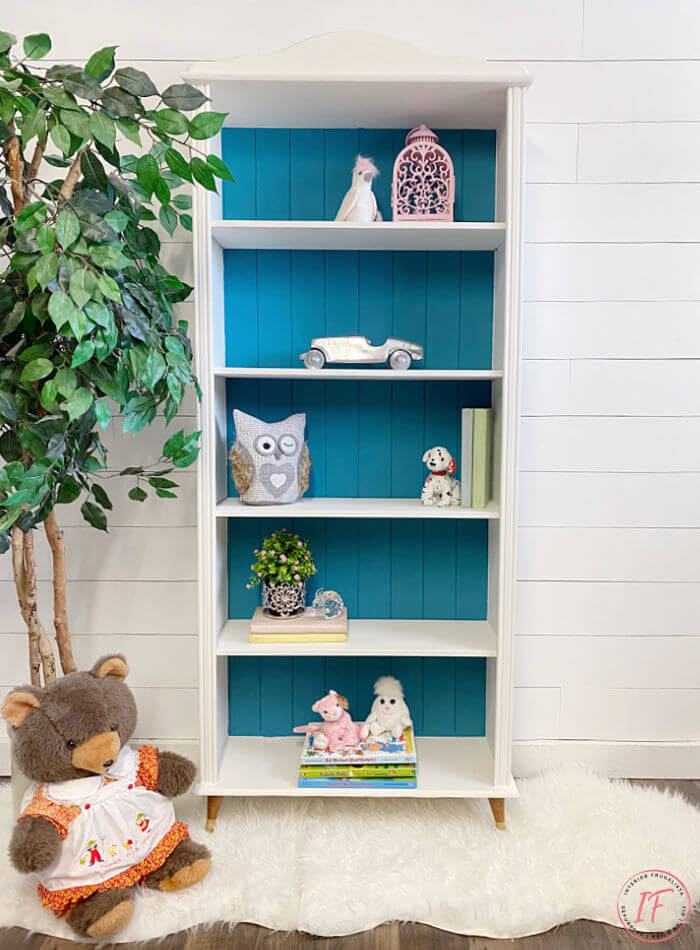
293;689;362;751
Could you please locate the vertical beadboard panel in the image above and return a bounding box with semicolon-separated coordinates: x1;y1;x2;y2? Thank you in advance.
227;519;488;621
227;379;491;499
228;654;487;737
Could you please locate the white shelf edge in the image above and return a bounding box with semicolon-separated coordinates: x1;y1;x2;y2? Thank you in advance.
215;497;500;520
217;618;498;658
214;366;502;381
196;735;518;798
211;220;506;252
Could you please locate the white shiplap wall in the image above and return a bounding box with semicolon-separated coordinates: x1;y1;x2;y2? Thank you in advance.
2;1;699;777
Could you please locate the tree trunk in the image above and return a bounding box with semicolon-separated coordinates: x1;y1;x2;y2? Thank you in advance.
23;528;56;684
11;526;41;687
44;510;77;675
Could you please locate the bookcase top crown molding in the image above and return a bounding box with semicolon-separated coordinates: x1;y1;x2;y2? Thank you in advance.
184;31;532;128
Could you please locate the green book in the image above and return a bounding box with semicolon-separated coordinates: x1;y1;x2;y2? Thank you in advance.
299;764;417;780
471;408;492;509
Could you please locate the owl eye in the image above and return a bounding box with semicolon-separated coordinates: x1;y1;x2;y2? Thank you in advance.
278;434;297;456
255;435;276;456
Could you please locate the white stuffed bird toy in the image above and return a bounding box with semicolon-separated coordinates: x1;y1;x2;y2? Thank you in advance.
361;676;412;740
335;156;382;223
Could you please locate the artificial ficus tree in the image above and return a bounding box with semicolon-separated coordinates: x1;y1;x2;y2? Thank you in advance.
0;30;232;686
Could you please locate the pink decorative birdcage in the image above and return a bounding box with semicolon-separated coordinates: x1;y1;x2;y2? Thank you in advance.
391;125;455;221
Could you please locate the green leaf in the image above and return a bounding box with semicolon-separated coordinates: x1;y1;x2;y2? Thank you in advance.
20;358;54;382
34;252;58;290
60;107;91;140
89;111;116;149
190;156;216;191
155;177;171;207
57;477;81;504
49;123;71;154
40;379;58;410
80;499;107;531
171;193;192;211
69;270;92;309
158;205;177;237
80;149;109;191
100;86;140;118
161;83;209;111
104;210;128;233
116;116;141;145
55;210;80;249
163;429;185;457
128;485;147;502
23;32;51;59
0;32;16;54
21;106;46;144
43;87;79;111
180;213;192;232
89;244;126;270
66;387;93;421
55;367;77;396
114;66;158;98
84;301;111;328
164;147;192;182
188;111;226;140
143;349;166;389
98;273;121;302
206;153;235;182
85;45;117;82
155;108;188;135
91;483;112;509
71;340;95;367
15;201;46;234
148;476;178;489
36;225;55;254
136;154;159;195
63;70;103;102
48;290;74;329
94;400;111;430
0;390;18;421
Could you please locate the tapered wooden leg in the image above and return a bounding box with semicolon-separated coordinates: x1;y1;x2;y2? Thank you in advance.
205;795;223;832
489;797;506;830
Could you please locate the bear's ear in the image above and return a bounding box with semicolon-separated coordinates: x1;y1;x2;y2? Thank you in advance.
2;690;41;728
91;655;129;681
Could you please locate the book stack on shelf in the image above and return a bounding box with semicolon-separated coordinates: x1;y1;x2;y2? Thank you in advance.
298;728;418;789
461;408;493;509
249;606;348;643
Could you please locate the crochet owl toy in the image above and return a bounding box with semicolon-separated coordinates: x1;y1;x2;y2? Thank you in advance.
229;408;311;505
3;655;210;940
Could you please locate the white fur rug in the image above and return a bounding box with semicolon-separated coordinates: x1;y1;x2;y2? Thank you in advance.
0;767;698;942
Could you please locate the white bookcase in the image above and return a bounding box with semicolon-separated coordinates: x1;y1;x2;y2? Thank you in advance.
187;32;530;829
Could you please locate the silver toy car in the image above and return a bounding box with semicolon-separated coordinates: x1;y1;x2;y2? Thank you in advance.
300;336;424;370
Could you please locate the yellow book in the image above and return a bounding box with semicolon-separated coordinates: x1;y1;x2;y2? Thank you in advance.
249;632;347;643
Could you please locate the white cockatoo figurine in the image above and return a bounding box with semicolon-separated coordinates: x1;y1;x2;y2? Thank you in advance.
361;676;412;740
335;155;382;223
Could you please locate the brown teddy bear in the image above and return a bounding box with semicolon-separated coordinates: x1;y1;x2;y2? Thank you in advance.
2;654;210;940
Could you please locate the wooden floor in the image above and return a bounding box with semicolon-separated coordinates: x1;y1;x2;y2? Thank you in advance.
2;780;697;950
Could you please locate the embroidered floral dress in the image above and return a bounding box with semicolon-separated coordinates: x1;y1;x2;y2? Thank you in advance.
19;744;189;917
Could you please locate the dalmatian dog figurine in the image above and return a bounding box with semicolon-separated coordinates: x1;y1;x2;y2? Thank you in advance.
421;446;461;507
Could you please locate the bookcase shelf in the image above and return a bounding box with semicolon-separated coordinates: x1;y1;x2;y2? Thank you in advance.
217;618;498;657
214;367;503;381
198;735;516;799
215;497;500;519
190;32;529;818
211;220;506;251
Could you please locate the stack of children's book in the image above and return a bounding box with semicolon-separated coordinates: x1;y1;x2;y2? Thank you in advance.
298;727;417;789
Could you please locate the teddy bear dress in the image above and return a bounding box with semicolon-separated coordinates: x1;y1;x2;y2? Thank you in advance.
18;744;189;917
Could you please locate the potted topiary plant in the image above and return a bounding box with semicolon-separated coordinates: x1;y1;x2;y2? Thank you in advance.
0;29;233;686
247;529;317;618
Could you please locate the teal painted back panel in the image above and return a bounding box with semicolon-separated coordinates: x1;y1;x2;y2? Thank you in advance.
228;655;487;737
223;250;494;369
225;378;491;499
228;518;488;621
221;129;496;223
